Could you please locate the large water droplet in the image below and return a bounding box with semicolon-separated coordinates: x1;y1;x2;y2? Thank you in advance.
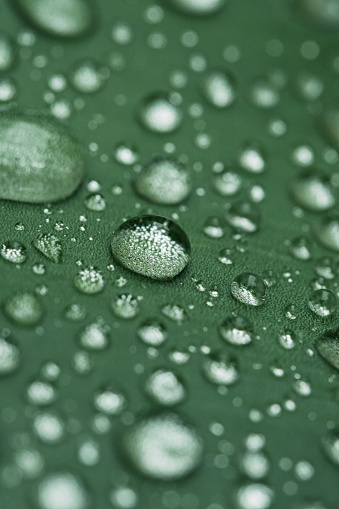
231;273;266;306
308;289;337;317
290;170;335;211
122;413;203;480
219;315;253;345
134;158;191;205
111;215;191;280
4;291;43;326
37;472;89;509
14;0;94;38
138;94;183;133
201;71;235;108
0;111;85;203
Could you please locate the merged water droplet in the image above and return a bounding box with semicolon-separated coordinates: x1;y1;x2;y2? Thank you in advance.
111;215;191;280
33;233;62;263
290;170;335;211
134;158;191;205
308;289;337;317
144;369;186;406
1;240;27;264
4;291;43;326
231;273;266;306
14;0;94;38
37;472;89;509
165;0;225;16
0;111;85;203
138;93;183;133
74;267;104;294
201;71;235;108
219;315;253;345
202;352;239;385
122;413;203;480
315;328;339;370
225;201;261;233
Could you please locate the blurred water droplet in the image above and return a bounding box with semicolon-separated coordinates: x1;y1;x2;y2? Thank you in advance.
137;319;167;346
231;273;266;306
70;60;108;94
4;291;43;326
0;335;20;375
202;352;239;385
144;369;186;405
138;93;183;133
161;303;187;322
1;240;27;264
111;215;191;280
315;214;339;252
79;320;110;350
236;483;274;509
27;380;56;406
277;329;296;349
238;142;266;174
84;193;106;211
0;34;15;72
289;236;313;261
166;0;225;15
213;169;242;197
37;472;89;509
219;315;253;345
315;328;339;370
250;79;280;109
111;294;140;319
114;142;139;166
33;410;65;443
74;267;104;294
321;429;339;467
94;386;126;415
203;216;225;238
201;71;236;108
290;170;335;211
225;201;261;233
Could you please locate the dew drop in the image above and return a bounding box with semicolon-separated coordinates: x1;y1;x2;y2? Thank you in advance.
134;158;191;205
219;315;253;345
213;169;242;197
0;35;15;72
144;369;186;406
79;320;109;350
308;289;337;317
138;93;183;133
84;193;106;211
202;352;239;386
277;329;296;350
4;291;43;326
74;267;104;295
33;410;65;443
122;413;203;480
0;335;20;375
1;240;27;264
201;71;235;108
239;451;270;480
231;273;266;306
27;380;56;406
14;0;94;38
0;111;85;203
114;142;139;166
111;294;140;319
203;216;225;238
321;429;339;467
137;319;167;346
290;170;335;211
289;236;312;261
70;60;108;94
236;483;274;509
161;303;187;322
238;142;266;174
250;80;279;109
111;215;191;280
225;201;261;233
94;386;126;415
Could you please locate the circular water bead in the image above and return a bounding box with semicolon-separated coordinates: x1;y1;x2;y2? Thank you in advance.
290;169;335;211
201;71;235;108
74;267;104;295
296;71;323;102
137;319;167;346
1;241;27;264
37;472;89;509
250;80;280;109
308;289;337;317
14;0;94;38
315;328;339;370
202;352;239;386
0;35;15;72
4;291;43;326
64;303;87;321
144;369;186;406
111;294;140;319
238;142;266;174
236;483;274;509
70;60;108;94
213;169;242;197
315;214;339;252
138;93;183;133
231;273;266;306
134;158;191;205
111;215;191;280
219;315;253;345
0;336;20;375
165;0;225;15
298;0;339;28
33;410;65;443
94;386;126;415
203;216;224;238
122;413;203;480
0;111;85;203
27;380;56;406
225;201;261;233
239;451;270;480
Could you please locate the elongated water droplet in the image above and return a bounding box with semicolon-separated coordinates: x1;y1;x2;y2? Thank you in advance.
111;215;190;280
0;111;85;203
0;35;15;72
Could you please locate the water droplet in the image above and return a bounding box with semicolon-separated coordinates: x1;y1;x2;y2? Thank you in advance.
144;369;186;406
64;303;87;322
308;289;337;317
225;201;261;233
0;77;17;102
14;0;94;38
250;80;279;109
293;379;312;396
161;303;187;322
0;335;20;375
111;215;191;280
70;60;108;94
315;214;339;252
74;267;104;294
277;329;296;350
111;294;140;319
238;142;266;174
289;236;313;261
1;240;27;264
137;319;167;346
84;193;106;211
27;380;56;406
110;487;138;509
203;216;225;238
33;233;62;263
236;483;274;509
262;270;277;287
213;169;242;196
0;35;15;72
94;386;126;415
79;320;109;350
4;291;43;326
33;410;65;443
314;256;335;279
134;158;191;205
321;429;339;467
202;352;239;385
218;247;233;265
231;273;266;306
138;93;183;133
239;451;270;480
0;111;85;203
122;413;203;480
201;71;235;108
37;472;89;509
165;0;225;16
315;328;339;370
219;315;253;345
290;170;335;211
114;142;139;166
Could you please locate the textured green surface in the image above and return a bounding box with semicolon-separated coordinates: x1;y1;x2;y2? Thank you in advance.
0;1;339;508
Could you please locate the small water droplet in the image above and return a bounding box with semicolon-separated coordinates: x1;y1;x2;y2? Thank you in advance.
137;320;167;346
33;233;62;263
74;267;104;295
202;352;239;385
225;201;261;233
201;71;236;108
138;93;183;133
111;294;140;319
219;315;253;345
37;472;89;509
308;289;337;317
144;369;186;406
231;273;266;306
4;291;43;326
290;170;335;211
